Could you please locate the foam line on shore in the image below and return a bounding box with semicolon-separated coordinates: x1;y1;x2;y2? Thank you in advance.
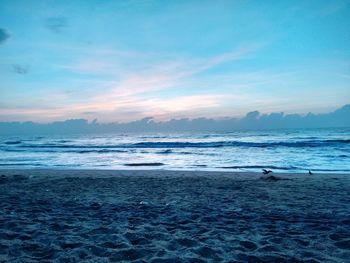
0;168;349;180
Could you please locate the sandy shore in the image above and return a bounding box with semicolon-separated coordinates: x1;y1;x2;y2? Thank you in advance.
0;169;349;262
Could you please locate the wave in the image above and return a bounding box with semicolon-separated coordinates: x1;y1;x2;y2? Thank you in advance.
158;149;173;154
4;140;22;145
0;163;44;166
57;140;72;143
132;139;350;148
124;162;165;166
324;139;350;143
10;139;349;149
0;148;128;154
77;149;127;154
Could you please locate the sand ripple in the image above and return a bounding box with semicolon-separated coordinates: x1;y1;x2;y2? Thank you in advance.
0;171;350;262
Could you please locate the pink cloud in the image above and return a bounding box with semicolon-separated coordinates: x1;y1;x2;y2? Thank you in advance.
1;45;262;122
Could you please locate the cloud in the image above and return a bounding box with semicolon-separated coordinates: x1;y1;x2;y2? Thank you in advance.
82;111;98;115
85;45;259;101
12;64;29;74
0;28;10;44
0;92;224;123
45;43;264;121
0;104;349;134
45;16;68;33
0;45;266;122
1;44;264;122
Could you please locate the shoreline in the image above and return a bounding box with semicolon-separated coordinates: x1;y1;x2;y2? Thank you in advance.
1;168;350;178
1;168;350;262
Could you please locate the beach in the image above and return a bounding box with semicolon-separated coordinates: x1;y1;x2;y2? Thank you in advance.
1;169;350;262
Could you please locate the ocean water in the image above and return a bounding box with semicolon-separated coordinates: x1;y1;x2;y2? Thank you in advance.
0;128;349;173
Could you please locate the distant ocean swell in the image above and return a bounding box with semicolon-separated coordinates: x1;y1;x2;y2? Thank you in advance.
2;139;350;150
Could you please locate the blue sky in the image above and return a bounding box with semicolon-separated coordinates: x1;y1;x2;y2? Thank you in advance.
0;0;349;122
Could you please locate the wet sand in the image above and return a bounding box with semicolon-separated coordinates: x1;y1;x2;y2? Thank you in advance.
0;169;350;262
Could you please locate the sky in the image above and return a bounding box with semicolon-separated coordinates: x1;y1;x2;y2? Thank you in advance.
0;0;349;123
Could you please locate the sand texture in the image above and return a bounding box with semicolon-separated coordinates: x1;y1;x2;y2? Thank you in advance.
0;169;350;262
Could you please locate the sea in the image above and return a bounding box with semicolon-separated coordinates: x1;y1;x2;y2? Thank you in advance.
0;128;349;173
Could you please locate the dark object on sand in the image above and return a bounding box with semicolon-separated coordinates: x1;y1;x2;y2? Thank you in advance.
309;170;313;175
260;175;281;181
262;169;272;175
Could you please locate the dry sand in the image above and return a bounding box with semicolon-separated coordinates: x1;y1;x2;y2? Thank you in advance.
0;169;349;262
